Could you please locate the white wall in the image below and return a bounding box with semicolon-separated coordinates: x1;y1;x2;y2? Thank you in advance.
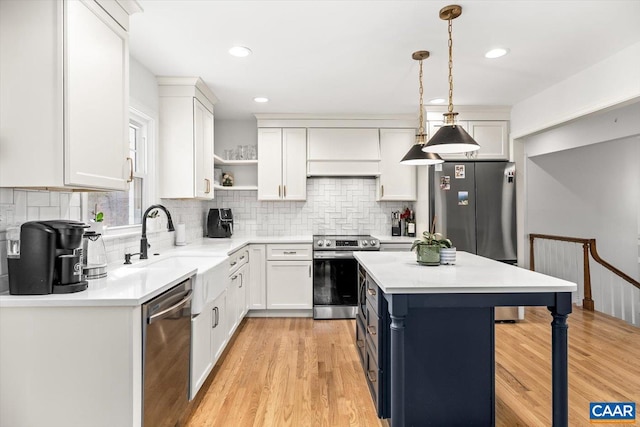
511;41;640;139
214;119;258;152
130;57;159;114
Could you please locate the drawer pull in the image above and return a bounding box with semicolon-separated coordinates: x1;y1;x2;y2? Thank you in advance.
283;251;297;255
367;370;377;383
356;339;365;349
239;255;246;260
231;274;238;280
230;261;237;266
367;287;376;296
367;325;377;336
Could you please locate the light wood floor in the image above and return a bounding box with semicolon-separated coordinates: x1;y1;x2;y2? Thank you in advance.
185;307;639;427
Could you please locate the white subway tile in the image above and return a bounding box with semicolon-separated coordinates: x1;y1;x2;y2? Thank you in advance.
39;207;61;220
0;189;14;205
26;191;50;207
27;207;39;221
49;192;60;207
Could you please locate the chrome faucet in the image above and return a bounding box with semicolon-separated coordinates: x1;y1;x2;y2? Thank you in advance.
140;204;175;259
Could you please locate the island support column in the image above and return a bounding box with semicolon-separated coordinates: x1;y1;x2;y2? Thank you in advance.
548;292;572;427
386;294;408;427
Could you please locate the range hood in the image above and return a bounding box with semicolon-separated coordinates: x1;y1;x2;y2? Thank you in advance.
307;128;381;176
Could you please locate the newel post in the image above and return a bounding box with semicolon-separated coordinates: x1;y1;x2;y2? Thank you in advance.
582;241;595;311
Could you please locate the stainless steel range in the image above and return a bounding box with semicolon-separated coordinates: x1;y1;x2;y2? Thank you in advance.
313;235;380;319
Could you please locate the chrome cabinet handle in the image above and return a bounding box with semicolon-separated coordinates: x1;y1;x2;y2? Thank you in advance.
126;157;134;183
367;325;377;336
148;291;192;324
367;287;376;296
367;370;377;383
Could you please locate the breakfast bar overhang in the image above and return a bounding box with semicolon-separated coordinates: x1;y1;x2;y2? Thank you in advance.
354;251;577;427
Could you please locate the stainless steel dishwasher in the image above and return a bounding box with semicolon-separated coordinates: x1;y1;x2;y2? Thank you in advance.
142;278;193;427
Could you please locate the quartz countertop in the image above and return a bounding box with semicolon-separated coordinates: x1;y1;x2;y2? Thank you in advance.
0;235;313;308
354;251;577;295
372;235;416;244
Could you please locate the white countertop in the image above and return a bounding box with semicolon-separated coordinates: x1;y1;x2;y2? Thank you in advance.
0;235;313;308
372;235;416;244
354;251;577;294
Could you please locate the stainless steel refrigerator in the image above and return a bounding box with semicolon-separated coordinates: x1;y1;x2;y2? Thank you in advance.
429;161;521;320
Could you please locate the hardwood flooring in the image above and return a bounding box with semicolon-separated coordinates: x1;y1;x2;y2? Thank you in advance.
186;307;639;427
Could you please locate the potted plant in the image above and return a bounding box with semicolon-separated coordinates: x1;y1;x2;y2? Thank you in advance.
90;205;105;234
411;218;452;266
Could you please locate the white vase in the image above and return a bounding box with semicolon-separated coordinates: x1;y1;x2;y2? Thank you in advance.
440;247;456;265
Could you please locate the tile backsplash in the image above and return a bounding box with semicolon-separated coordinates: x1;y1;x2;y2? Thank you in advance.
0;178;412;292
209;177;412;236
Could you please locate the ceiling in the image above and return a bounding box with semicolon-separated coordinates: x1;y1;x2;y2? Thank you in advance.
129;1;640;120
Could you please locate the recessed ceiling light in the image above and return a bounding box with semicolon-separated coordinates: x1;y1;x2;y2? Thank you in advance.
229;46;252;57
485;48;509;59
254;97;269;103
429;98;446;104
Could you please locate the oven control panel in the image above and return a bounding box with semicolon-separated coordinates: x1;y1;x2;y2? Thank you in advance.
314;236;379;251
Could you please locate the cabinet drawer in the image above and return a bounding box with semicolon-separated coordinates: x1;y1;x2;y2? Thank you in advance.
365;299;380;358
355;317;366;364
229;247;249;274
266;244;312;261
365;277;379;313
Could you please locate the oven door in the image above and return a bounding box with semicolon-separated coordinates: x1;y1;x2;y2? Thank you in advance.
313;251;358;319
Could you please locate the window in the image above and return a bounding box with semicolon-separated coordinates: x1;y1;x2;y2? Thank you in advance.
86;107;152;229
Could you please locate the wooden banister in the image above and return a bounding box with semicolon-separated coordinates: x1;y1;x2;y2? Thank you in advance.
529;233;640;312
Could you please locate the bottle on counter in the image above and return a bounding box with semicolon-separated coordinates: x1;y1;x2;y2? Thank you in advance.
406;210;416;237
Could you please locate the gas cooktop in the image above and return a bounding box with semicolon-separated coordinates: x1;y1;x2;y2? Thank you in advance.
313;235;380;251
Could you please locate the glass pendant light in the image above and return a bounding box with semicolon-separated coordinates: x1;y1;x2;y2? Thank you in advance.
422;5;480;154
400;50;444;165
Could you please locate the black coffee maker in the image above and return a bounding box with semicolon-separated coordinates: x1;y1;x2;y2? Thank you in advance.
207;208;233;238
7;220;90;295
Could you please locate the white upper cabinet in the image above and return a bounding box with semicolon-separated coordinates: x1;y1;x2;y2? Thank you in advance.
0;0;135;190
158;77;216;199
257;128;307;201
377;129;417;201
427;120;509;160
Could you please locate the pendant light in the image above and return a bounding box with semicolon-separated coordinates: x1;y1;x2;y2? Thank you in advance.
400;50;444;165
422;5;480;154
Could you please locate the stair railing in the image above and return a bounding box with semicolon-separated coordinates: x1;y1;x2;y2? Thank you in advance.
529;234;640;312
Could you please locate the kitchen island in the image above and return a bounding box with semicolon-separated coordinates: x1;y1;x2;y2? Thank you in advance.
353;251;577;427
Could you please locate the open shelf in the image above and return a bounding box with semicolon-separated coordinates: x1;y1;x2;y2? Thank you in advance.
213;184;258;191
214;154;257;166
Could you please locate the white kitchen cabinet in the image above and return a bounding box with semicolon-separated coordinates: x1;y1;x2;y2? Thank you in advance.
427;120;508;160
266;244;313;310
190;288;227;400
0;0;135;190
377;129;417;201
158;77;217;199
257;128;307;200
249;245;267;310
227;262;248;336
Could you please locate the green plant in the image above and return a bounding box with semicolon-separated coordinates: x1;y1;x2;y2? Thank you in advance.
410;216;452;251
411;231;452;251
92;205;104;222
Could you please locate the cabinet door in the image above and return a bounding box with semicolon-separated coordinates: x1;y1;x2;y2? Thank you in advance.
249;245;266;310
257;128;283;200
266;261;313;309
226;273;240;338
378;129;417;201
191;305;213;399
282;128;307;200
65;0;129;190
194;98;214;199
467;121;509;160
237;263;249;319
211;290;227;363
